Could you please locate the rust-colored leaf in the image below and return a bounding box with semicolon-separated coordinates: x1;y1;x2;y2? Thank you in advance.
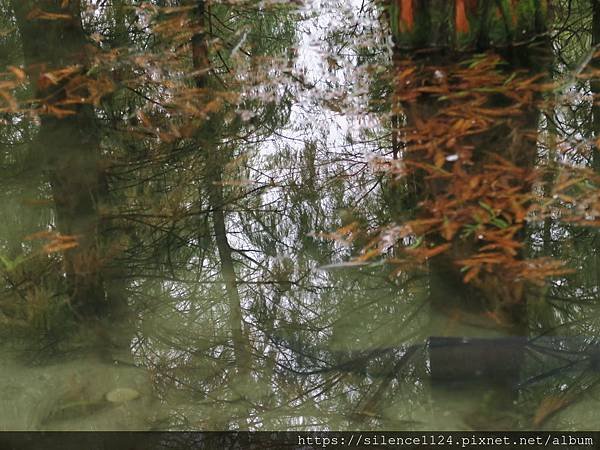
415;243;451;259
357;248;381;262
26;8;72;21
441;220;460;241
43;236;79;254
434;151;446;168
463;266;480;283
532;396;573;428
45;105;76;118
8;66;26;81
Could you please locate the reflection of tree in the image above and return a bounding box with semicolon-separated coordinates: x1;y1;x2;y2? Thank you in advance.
355;0;595;430
383;3;552;337
375;0;600;429
188;0;253;428
126;0;300;429
10;0;106;318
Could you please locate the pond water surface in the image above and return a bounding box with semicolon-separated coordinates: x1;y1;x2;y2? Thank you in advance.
0;0;599;432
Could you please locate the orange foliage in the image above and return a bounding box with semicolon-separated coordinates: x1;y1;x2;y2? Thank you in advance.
400;0;414;32
26;8;72;21
24;231;80;254
348;54;600;292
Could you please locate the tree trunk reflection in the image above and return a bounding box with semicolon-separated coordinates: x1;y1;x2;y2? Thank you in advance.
11;0;107;319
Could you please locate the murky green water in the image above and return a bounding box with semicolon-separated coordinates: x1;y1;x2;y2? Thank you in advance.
0;0;599;431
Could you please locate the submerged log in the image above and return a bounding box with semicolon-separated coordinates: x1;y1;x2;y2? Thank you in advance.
428;336;527;384
428;335;600;385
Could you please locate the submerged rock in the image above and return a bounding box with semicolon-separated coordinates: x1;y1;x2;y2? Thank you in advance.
105;388;140;403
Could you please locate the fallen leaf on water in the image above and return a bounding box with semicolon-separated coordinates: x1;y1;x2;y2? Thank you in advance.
532;395;572;428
